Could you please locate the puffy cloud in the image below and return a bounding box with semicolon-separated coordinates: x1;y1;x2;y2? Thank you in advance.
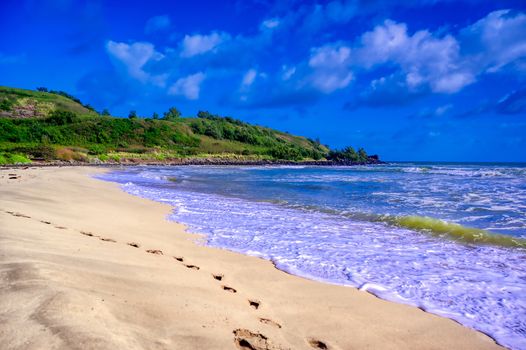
357;20;474;93
307;44;353;93
104;7;526;112
145;15;171;34
309;44;351;68
180;32;230;58
461;9;526;73
354;10;526;100
106;40;165;85
168;72;206;100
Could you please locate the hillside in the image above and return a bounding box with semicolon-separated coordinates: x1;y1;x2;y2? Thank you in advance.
0;86;375;165
0;86;98;119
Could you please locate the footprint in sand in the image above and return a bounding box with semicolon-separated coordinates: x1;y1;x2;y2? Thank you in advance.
173;256;184;262
40;220;52;225
233;329;282;350
55;226;67;230
212;273;224;281
184;264;200;270
7;211;31;218
80;231;96;237
259;318;281;329
100;237;117;243
127;242;140;248
307;338;329;350
222;285;237;293
248;299;261;310
146;249;163;255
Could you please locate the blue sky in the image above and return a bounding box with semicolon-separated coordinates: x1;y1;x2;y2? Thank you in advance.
1;0;526;161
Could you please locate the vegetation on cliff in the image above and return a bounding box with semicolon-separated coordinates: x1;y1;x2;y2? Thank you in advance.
0;86;376;165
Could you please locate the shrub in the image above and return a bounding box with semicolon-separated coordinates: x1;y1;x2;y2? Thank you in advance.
47;110;77;125
56;147;86;161
0;98;14;111
11;145;56;160
109;154;121;162
0;153;32;165
98;154;109;162
9;153;31;164
87;144;107;155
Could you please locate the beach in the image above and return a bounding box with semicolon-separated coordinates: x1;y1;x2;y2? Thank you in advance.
0;166;502;350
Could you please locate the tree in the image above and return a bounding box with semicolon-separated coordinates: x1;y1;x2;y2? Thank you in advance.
84;104;96;112
128;110;137;119
197;110;212;119
327;146;364;163
101;109;110;116
152;112;159;120
163;107;181;121
358;147;368;162
36;87;48;92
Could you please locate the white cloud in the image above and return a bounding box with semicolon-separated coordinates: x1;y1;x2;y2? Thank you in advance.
106;40;165;85
180;32;229;58
309;44;351;68
353;11;526;96
307;44;353;93
260;18;280;30
281;66;296;80
168;72;205;100
432;73;474;94
357;20;474;93
461;9;526;73
434;104;452;116
145;15;171;34
242;69;258;87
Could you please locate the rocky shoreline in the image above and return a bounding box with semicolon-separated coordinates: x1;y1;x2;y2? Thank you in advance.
1;156;385;168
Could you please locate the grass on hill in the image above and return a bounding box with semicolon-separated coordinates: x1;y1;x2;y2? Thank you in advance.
0;86;371;165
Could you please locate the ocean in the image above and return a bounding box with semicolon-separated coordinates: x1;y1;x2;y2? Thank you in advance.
98;162;526;349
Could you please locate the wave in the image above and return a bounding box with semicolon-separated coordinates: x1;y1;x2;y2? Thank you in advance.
331;164;526;178
283;204;526;249
388;215;526;248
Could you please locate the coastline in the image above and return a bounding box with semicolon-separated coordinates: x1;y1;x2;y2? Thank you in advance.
0;166;502;349
0;155;384;168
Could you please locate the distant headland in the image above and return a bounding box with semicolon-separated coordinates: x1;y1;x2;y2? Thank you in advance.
0;86;381;166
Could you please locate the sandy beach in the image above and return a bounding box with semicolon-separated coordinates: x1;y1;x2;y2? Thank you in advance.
0;167;502;350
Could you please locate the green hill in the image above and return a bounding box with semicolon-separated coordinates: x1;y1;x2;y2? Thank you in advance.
0;86;374;165
0;86;98;118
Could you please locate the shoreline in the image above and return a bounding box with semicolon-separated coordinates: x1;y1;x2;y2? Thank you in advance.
0;157;384;168
0;167;503;349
